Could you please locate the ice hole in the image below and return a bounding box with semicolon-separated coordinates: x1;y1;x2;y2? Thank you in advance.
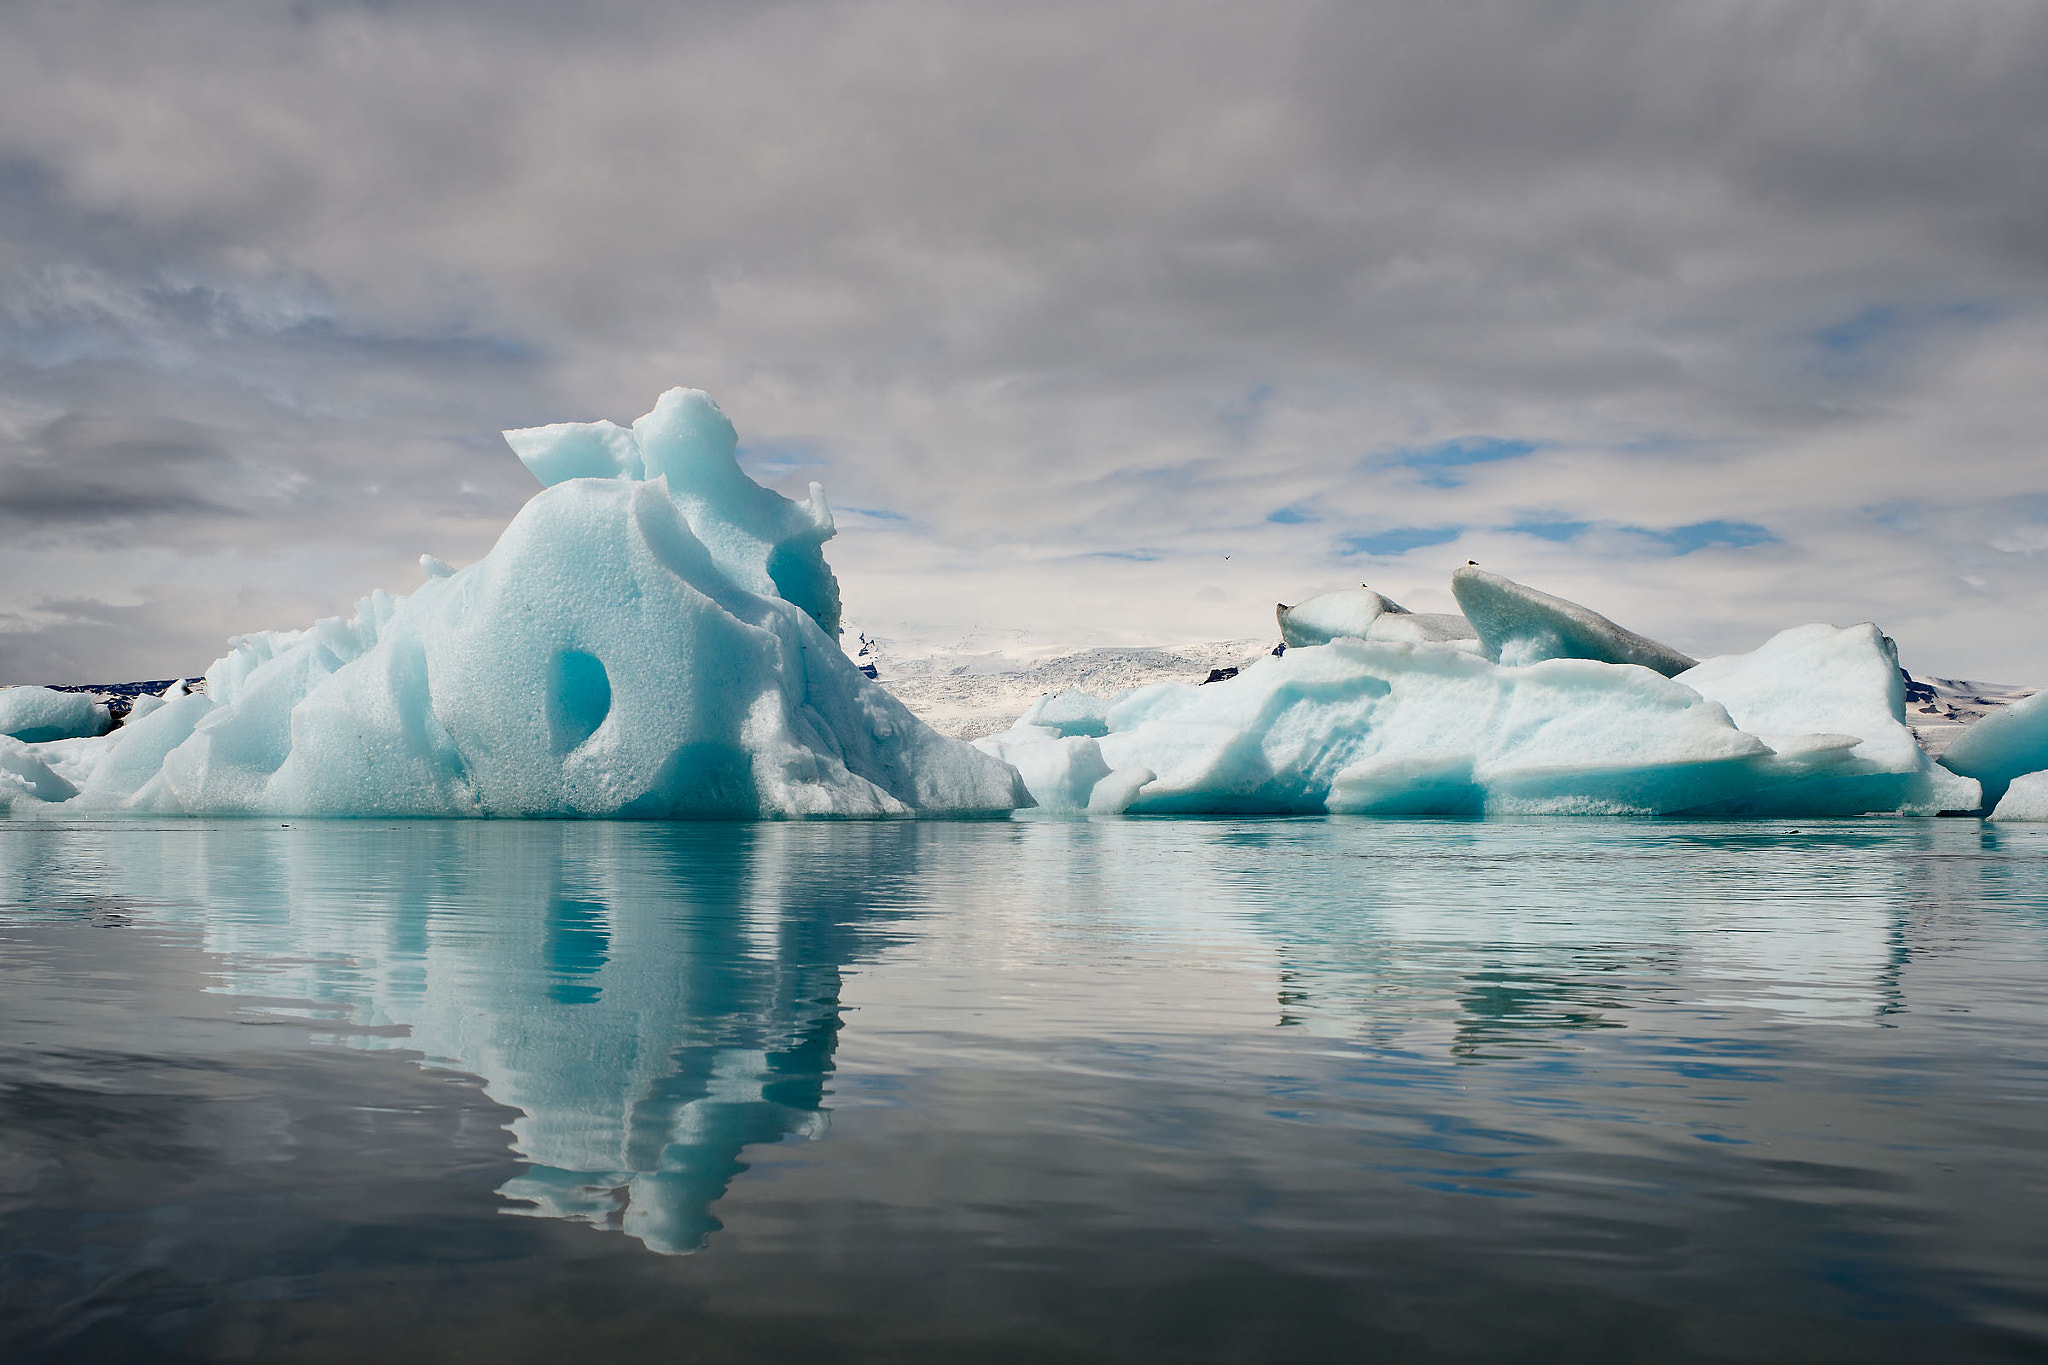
548;649;612;752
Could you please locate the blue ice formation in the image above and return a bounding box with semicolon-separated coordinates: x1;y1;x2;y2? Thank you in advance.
977;622;1979;817
1;389;1025;818
0;686;109;743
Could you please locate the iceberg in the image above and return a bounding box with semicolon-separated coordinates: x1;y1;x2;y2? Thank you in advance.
1990;770;2048;821
1451;567;1697;675
1937;690;2048;811
0;392;2020;825
1982;769;2048;822
1675;623;1978;816
980;621;1981;818
1277;588;1480;653
980;639;1890;817
0;686;110;743
5;389;1025;819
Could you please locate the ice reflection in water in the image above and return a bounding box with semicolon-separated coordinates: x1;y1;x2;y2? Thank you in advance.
3;814;2046;1285
3;821;934;1254
1199;821;1947;1053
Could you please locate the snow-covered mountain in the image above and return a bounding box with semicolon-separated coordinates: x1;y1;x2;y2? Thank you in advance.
1899;674;2038;758
848;632;1276;739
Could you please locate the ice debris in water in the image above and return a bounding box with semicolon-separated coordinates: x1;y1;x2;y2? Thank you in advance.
1937;690;2048;811
0;686;110;743
3;388;1025;818
979;620;1978;817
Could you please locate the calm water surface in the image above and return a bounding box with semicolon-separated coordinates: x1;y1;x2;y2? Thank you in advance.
3;815;2048;1362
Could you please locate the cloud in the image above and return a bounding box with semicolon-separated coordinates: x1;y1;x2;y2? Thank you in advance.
1;0;2046;679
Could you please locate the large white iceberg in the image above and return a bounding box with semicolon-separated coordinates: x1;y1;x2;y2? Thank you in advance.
978;622;1979;818
0;686;109;743
5;389;1025;819
1938;690;2048;812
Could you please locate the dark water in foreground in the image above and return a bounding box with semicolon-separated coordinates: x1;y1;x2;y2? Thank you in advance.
3;816;2048;1363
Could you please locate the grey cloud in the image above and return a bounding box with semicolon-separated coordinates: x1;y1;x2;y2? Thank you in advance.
1;0;2046;678
0;412;248;524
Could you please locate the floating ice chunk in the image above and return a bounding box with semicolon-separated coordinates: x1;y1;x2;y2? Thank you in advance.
1676;623;1978;815
54;390;1025;820
0;686;110;743
985;641;1877;816
1989;770;2048;821
505;388;841;636
1937;690;2048;811
1450;567;1696;675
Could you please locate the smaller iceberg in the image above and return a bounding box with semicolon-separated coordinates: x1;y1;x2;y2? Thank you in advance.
1451;567;1697;676
980;617;1978;818
1990;770;2048;821
1938;690;2048;811
0;686;110;743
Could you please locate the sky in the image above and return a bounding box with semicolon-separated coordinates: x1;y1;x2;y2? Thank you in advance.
3;0;2047;683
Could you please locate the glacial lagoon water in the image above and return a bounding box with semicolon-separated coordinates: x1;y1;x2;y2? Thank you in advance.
3;815;2048;1362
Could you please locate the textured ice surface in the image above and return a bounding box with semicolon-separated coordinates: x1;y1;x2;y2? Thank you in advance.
979;639;1906;817
981;625;1981;817
1451;567;1697;675
1990;770;2048;821
0;686;109;743
1277;589;1397;646
5;390;1023;819
1677;623;1978;816
1361;611;1484;651
504;387;841;635
1275;588;1479;651
1938;690;2048;811
0;737;76;803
